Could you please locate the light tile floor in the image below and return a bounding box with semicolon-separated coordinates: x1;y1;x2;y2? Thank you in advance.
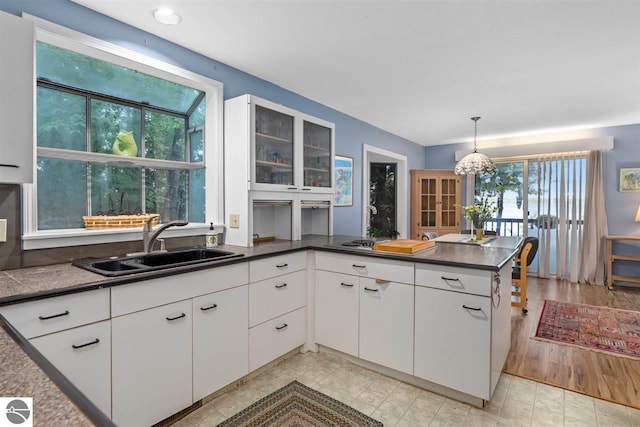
174;351;640;427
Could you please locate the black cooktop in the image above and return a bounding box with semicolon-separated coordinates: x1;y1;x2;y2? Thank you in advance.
341;239;377;248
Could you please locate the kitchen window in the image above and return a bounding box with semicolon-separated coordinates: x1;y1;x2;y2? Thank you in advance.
23;17;223;249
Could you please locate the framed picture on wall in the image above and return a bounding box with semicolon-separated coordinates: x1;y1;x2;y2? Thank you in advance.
334;155;353;206
620;168;640;192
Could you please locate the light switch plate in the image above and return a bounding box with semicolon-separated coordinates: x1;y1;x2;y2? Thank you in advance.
229;214;240;228
0;219;6;242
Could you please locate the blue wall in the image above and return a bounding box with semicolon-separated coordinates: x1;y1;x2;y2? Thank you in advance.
0;0;425;236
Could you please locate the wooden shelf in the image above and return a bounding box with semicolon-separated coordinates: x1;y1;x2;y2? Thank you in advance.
606;235;640;289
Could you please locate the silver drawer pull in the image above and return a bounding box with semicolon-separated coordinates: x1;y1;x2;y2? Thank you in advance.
72;338;100;349
166;313;186;321
276;263;288;268
364;287;379;292
340;282;354;288
441;276;460;282
275;323;288;330
275;283;288;289
462;305;482;311
39;310;70;320
200;304;218;311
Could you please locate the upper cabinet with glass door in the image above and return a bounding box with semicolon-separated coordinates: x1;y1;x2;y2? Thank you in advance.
303;120;333;191
225;94;334;194
254;105;295;188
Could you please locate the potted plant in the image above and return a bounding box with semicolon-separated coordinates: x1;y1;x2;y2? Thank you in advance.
460;196;497;241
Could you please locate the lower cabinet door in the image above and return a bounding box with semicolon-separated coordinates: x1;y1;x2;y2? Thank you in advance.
112;300;192;427
315;270;359;356
249;307;305;372
30;320;111;418
414;286;491;399
359;279;414;375
193;285;249;401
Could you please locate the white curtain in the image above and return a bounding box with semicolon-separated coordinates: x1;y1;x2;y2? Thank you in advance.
578;151;609;285
533;152;585;281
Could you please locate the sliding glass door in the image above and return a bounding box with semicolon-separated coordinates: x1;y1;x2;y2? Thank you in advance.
475;155;587;278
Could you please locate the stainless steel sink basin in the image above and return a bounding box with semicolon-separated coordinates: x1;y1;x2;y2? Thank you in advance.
73;248;244;276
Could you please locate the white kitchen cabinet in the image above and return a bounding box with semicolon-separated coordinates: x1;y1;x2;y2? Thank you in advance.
314;270;359;357
193;285;248;401
224;94;334;247
359;278;414;375
315;251;414;284
30;320;111;418
249;251;307;282
249;306;306;372
0;11;34;184
315;252;415;373
414;286;491;399
414;262;511;401
249;269;306;327
112;299;192;427
0;288;110;339
225;94;334;194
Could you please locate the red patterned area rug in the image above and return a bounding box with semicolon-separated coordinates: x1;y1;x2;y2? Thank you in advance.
216;381;383;427
534;300;640;359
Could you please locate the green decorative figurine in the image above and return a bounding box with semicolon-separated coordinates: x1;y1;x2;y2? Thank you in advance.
112;130;137;156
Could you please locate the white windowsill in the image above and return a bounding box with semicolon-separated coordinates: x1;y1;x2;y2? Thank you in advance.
22;223;224;250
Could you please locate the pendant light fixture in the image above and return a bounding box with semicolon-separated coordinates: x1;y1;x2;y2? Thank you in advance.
454;117;496;175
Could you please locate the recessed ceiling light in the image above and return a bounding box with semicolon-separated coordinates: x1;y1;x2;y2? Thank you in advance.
153;7;181;25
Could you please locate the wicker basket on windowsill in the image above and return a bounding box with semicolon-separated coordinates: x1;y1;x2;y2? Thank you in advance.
82;213;159;230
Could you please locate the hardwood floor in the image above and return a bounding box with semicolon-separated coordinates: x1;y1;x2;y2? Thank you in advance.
504;277;640;409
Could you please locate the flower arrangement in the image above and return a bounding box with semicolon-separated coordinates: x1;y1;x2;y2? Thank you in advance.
461;196;497;228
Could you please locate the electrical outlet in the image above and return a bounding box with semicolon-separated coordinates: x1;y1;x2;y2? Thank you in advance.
0;219;6;242
229;214;240;228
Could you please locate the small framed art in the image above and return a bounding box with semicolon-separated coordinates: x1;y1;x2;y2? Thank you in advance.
334;155;353;206
620;168;640;192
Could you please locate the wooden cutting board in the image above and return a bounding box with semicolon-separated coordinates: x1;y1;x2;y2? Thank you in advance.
372;239;435;254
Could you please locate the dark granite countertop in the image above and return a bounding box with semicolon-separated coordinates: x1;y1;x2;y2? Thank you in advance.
0;234;520;426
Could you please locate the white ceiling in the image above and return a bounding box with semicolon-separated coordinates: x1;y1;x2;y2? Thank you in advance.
72;0;640;146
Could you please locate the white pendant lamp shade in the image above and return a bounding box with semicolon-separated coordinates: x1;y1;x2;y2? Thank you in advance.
454;117;496;175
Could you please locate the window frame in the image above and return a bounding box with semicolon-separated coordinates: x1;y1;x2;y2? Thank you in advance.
22;14;224;250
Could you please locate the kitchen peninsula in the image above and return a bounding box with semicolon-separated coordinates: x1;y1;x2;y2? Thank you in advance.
0;235;520;426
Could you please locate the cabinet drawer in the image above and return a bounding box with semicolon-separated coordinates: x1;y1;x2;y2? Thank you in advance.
0;288;110;339
249;270;305;327
249;307;305;372
316;252;414;284
111;263;248;317
30;320;111;417
249;252;306;282
415;264;492;296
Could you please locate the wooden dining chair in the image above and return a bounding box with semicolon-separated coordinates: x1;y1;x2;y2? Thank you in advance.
512;237;539;314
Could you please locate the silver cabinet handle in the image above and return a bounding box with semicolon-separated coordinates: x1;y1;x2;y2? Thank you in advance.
200;304;218;311
276;263;288;268
364;287;379;292
352;264;366;269
340;282;354;288
275;283;288;289
462;305;482;311
275;323;288;330
166;313;186;321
